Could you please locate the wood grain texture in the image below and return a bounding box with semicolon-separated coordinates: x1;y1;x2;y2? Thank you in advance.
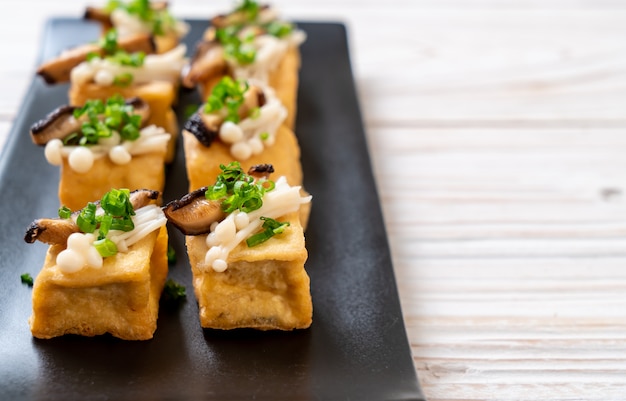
2;1;626;400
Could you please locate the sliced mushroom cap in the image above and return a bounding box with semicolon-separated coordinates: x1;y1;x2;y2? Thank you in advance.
182;84;266;147
247;164;274;180
83;6;113;28
129;188;160;210
30;97;151;146
183;113;219;147
24;189;160;245
182;40;227;88
210;4;271;29
163;187;225;235
24;218;80;245
239;85;266;119
30;105;79;146
37;33;156;84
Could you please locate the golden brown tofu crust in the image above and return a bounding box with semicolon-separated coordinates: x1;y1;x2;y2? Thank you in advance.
182;124;303;192
186;212;312;330
29;226;169;340
58;152;166;211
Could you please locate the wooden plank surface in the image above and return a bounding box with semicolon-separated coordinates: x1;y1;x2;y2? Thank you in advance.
2;1;626;400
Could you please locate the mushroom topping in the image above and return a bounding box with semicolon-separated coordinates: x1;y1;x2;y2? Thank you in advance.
24;189;160;245
37;33;156;84
183;113;218;147
129;188;160;210
210;4;271;29
182;84;266;147
247;164;274;180
29;105;78;146
239;85;266;119
163;188;225;235
29;97;151;146
182;40;227;88
83;6;114;29
24;218;80;245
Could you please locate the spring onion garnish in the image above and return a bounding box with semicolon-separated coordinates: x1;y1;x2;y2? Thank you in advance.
161;278;186;304
205;161;274;214
106;0;177;36
246;217;290;247
249;106;260;119
66;94;141;146
58;206;72;219
100;29;119;55
216;26;256;65
235;0;260;22
204;77;250;123
167;245;177;264
264;21;294;38
76;189;136;257
113;73;134;87
109;50;146;67
215;0;295;63
184;104;200;119
87;29;146;67
93;238;119;257
20;273;34;287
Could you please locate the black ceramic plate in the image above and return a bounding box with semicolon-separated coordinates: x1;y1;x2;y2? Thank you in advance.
0;18;423;401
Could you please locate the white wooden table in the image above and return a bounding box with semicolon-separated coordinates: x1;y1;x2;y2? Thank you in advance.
2;1;626;400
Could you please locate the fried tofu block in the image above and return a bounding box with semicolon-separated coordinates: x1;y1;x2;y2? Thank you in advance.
182;124;302;192
69;81;179;162
29;226;168;340
58;152;166;211
186;212;312;330
182;124;310;227
197;46;301;130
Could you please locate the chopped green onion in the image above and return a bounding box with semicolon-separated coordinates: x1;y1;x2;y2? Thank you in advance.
109;50;145;67
76;203;98;233
215;26;257;65
184;104;200;119
259;132;269;141
100;29;119;55
204;77;250;123
101;188;134;216
90;29;146;67
240;195;263;213
98;214;113;239
110;216;135;232
205;162;274;214
21;273;34;287
235;0;260;21
73;188;138;258
264;21;293;38
113;73;134;87
160;278;186;304
206;181;228;200
67;95;142;145
105;0;178;37
94;238;118;257
259;178;275;191
58;206;72;219
167;245;177;264
246;217;290;247
249;107;260;119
